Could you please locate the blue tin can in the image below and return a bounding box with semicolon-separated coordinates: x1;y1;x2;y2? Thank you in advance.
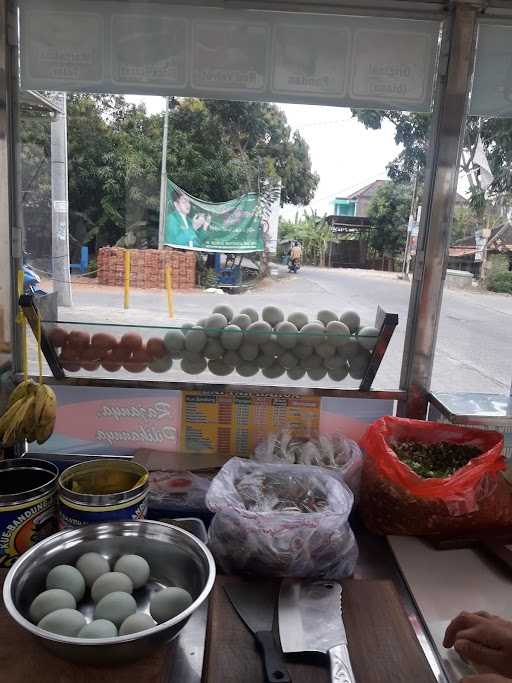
0;459;59;567
58;459;149;528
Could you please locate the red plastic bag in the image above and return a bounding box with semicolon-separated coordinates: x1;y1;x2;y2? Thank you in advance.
360;416;508;536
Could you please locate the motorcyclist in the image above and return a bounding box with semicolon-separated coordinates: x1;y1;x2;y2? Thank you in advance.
289;241;302;272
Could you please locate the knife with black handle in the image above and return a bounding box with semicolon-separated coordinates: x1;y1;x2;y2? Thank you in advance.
224;580;291;683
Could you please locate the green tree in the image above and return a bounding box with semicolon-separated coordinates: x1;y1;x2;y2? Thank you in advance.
279;210;333;266
21;95;319;257
367;182;411;257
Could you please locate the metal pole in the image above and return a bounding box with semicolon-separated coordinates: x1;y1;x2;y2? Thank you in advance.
0;0;15;362
51;92;72;307
400;166;419;280
158;96;169;250
399;3;479;419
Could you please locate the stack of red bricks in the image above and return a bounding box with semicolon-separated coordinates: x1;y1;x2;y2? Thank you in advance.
97;247;196;289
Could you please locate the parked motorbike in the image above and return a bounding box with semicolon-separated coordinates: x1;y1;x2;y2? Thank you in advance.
23;256;46;295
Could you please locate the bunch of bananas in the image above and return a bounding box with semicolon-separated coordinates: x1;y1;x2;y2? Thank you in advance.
0;379;57;446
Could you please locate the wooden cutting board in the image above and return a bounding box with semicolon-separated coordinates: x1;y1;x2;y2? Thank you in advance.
202;576;437;683
0;570;173;683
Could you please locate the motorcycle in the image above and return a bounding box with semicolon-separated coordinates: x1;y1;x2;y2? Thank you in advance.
23;256;46;296
288;258;300;274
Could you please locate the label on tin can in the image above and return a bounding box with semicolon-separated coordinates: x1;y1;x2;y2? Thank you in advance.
59;493;148;529
0;494;58;568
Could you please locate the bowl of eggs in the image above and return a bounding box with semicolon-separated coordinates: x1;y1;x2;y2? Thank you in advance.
2;520;215;665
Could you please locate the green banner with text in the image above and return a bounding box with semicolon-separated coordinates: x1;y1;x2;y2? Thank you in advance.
164;179;264;253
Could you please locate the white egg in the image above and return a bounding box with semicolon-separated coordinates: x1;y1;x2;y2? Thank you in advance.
223;350;240;367
149;356;173;373
261;337;283;359
239;307;258;323
256;353;274;369
181;357;207;375
212;304;234;322
316;342;336;359
91;572;133;603
328;366;349;382
205;313;228;337
275;321;298;349
95;591;137;627
349;352;371;379
287;366;306;380
220;325;243;350
78;619;118;639
38;608;86;637
299;322;325;347
29;589;76;624
325;321;351;348
262;363;285;379
236;362;259;377
164;330;185;353
301;354;323;370
46;565;85;602
181;322;195;336
357;326;379;351
231;314;251;330
308;367;327;381
279;351;298;369
262;306;284;327
294;344;313;359
344;338;361;361
340;310;361;334
76;552;110;588
203;339;224;360
114;555;150;590
324;354;347;370
184;326;207;353
287;312;309;330
119;613;156;636
150;587;193;624
245;321;272;345
317;310;338;325
208;359;233;376
239;342;259;361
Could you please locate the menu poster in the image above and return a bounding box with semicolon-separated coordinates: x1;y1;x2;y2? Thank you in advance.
111;14;188;88
181;391;320;456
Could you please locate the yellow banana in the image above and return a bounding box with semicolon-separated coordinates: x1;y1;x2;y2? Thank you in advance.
35;418;55;445
2;397;33;446
33;384;54;424
7;379;36;408
14;395;36;444
0;399;25;437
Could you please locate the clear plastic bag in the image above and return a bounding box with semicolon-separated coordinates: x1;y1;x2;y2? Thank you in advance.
149;471;211;512
206;458;358;580
253;430;363;496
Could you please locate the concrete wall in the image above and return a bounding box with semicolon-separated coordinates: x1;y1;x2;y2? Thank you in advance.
446;269;473;290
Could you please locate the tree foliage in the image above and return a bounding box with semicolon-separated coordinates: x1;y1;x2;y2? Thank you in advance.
366;183;411;257
21;95;319;258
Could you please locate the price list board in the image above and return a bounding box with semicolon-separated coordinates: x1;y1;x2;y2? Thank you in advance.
180;391;320;455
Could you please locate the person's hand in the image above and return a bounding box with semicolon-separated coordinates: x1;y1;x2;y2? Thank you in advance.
444;611;512;678
192;213;205;230
460;675;512;682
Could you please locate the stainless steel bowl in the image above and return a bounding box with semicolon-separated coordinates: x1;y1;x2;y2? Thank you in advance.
3;520;215;665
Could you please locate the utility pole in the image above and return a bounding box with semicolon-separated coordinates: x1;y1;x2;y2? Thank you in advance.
158;96;169;250
51;92;72;306
400;166;419;280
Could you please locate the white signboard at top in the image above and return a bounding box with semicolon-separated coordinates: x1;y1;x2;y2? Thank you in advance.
19;0;440;113
192;21;267;94
471;23;512;117
272;25;349;98
351;30;431;104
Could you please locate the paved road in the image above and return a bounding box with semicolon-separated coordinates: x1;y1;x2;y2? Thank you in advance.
47;266;512;393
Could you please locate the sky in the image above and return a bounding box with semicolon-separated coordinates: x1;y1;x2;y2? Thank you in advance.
129;95;468;218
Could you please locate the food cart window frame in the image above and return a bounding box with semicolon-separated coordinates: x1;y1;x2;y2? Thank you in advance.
0;0;505;419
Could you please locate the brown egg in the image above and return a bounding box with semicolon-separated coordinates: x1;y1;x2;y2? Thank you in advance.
48;327;69;348
101;353;122;373
61;360;81;372
81;346;101;362
123;361;147;374
60;344;80;362
146;338;167;360
131;348;150;364
81;360;100;372
111;345;132;363
68;331;90;349
120;333;143;352
91;333;117;352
